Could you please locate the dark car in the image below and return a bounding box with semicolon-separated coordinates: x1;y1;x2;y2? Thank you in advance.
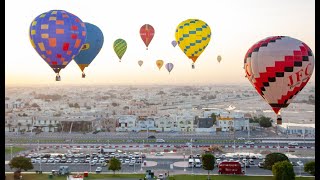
291;161;298;166
148;135;156;139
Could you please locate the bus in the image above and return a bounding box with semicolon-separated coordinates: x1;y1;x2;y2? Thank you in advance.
218;161;243;175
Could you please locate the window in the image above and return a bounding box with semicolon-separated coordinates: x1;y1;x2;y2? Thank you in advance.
50;120;52;124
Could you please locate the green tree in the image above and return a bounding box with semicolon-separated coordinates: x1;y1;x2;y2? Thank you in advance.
211;113;217;124
259;116;272;127
108;157;121;174
9;156;34;173
7;123;12;132
26;124;31;131
272;161;295;180
304;161;315;176
17;123;22;133
202;153;215;180
31;103;39;108
74;103;80;108
264;153;289;170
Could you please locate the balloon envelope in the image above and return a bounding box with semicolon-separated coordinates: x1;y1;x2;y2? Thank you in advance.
74;22;104;72
165;63;174;73
244;36;314;119
29;10;86;74
175;19;211;64
113;39;127;61
171;40;177;47
138;60;143;67
217;55;222;63
156;60;164;70
140;24;154;50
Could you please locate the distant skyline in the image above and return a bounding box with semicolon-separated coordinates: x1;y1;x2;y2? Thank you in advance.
5;0;315;86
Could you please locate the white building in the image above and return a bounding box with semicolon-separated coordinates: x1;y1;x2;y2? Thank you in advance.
277;123;315;135
115;115;136;132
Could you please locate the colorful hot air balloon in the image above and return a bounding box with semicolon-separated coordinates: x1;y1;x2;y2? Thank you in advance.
29;10;86;81
175;19;211;69
113;39;127;62
171;40;177;47
156;60;164;70
74;22;104;78
138;60;143;67
217;55;222;63
244;36;314;125
140;24;154;50
165;63;174;74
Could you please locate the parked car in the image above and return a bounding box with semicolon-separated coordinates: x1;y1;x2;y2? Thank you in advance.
95;167;102;173
291;161;298;166
155;152;163;156
258;162;264;168
148;135;156;139
237;137;245;140
296;161;304;166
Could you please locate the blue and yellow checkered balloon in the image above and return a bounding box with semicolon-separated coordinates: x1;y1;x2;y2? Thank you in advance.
175;19;211;66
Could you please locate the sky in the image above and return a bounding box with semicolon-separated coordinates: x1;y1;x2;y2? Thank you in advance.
5;0;315;86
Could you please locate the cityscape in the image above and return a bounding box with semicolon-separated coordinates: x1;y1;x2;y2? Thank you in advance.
5;84;315;179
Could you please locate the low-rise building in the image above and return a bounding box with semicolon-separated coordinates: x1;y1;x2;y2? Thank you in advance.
277;123;315;135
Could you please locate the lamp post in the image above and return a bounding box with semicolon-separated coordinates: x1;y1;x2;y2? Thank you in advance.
183;152;186;171
10;145;13;160
38;140;42;172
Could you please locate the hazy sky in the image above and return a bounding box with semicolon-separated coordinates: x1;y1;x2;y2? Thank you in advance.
5;0;315;86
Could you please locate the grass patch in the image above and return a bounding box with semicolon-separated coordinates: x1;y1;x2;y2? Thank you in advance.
5;146;26;154
169;175;314;180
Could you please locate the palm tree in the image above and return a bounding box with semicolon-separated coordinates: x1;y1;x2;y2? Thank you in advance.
17;123;22;133
26;124;31;131
7;123;12;132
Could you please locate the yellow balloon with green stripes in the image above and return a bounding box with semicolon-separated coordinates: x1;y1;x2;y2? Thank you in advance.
175;19;211;68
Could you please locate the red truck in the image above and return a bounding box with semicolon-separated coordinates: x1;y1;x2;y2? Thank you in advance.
218;161;244;175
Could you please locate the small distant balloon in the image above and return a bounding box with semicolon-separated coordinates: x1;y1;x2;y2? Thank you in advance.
217;55;222;63
138;60;143;67
165;63;174;74
156;60;164;70
171;40;177;47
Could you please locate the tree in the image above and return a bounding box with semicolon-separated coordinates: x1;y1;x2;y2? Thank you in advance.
31;103;39;108
26;124;31;131
17;123;22;133
74;103;80;108
7;123;12;132
272;160;295;180
304;161;315;176
264;153;289;170
9;156;34;173
259;116;272;127
48;124;54;132
202;153;215;180
211;113;217;124
108;157;121;174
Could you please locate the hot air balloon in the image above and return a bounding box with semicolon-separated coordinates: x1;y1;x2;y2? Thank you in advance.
165;63;174;74
171;40;177;47
138;60;143;67
175;19;211;69
29;10;86;81
244;36;314;125
217;55;222;63
113;39;127;62
140;24;154;50
74;22;104;78
156;60;164;70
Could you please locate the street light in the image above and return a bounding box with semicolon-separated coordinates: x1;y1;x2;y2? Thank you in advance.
183;152;186;171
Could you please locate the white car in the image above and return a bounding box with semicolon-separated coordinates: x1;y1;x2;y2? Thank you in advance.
245;141;255;145
125;159;130;164
95;167;102;173
155;152;163;156
288;142;299;146
129;161;135;166
73;159;79;163
158;174;164;179
296;161;304;166
237;137;245;140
